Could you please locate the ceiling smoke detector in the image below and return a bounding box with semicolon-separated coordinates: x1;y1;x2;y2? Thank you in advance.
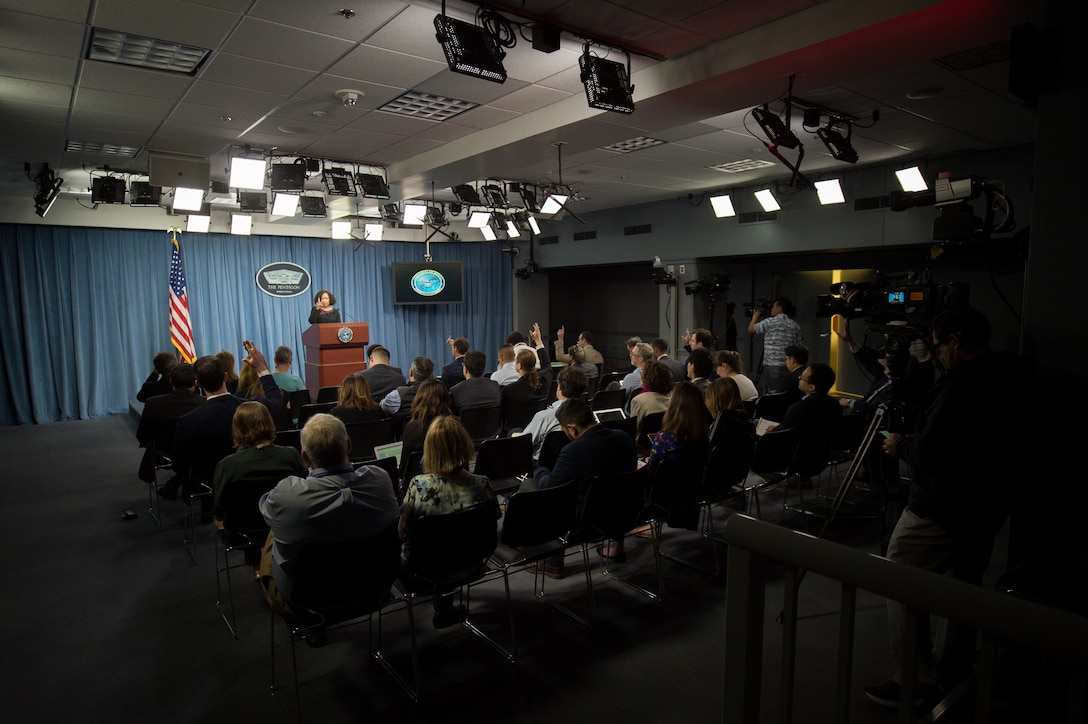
336;89;363;107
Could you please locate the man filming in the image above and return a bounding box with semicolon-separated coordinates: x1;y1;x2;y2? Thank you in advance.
748;297;803;394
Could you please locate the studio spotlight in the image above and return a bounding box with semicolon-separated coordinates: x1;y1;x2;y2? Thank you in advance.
505;218;520;238
355;172;390;199
229;156;267;190
379;203;400;223
186;211;210;233
402;202;427;226
230;213;252;236
752;106;800;149
299;196;327;218
540;188;568;215
425;205;446;227
434;13;507;83
709;193;735;218
331;221;352;239
322;167;357;196
91;176;127;204
814;179;846;205
817;119;859;164
482;183;507;208
129;181;161;206
33;166;63;218
896;166;928;192
238;191;267;213
579;43;635;114
271;193;299;217
481;221;497;241
754;189;780;212
270;162;307;191
364;222;384;241
172;186;205;212
509;182;539;213
452;183;483;205
467;210;492;228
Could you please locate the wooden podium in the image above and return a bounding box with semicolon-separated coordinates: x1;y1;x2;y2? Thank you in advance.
302;322;369;397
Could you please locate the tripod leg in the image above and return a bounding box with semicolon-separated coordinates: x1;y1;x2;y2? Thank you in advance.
818;406;887;538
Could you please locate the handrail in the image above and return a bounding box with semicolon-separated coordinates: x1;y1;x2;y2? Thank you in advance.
720;514;1088;723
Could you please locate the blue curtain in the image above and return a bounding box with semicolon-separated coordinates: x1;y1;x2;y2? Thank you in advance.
0;223;512;425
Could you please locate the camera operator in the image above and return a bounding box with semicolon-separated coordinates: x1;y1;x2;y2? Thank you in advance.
747;297;803;393
865;306;1022;710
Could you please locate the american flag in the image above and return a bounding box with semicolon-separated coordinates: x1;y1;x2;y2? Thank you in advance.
169;236;196;362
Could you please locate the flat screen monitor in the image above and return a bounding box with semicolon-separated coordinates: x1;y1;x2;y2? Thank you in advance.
391;261;464;305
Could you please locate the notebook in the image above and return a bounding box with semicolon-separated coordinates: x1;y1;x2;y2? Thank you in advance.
373;440;403;466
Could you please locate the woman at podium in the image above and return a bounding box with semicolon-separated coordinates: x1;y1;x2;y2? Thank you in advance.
308;289;341;324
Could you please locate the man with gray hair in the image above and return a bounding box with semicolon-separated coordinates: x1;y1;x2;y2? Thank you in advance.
257;413;399;626
620;341;654;391
380;356;435;419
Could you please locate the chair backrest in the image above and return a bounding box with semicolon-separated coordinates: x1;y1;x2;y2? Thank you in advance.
537;429;571;470
400;449;424;485
473;434;533;480
403;500;500;586
149;417;180;458
590;387;627;412
296;402;336;430
600;415;638;441
276;428;302;451
579;469;649;539
705;414;756;495
647;441;710;530
502;396;548;433
750;426;801;475
545;377;559;404
344;418;397;462
499;480;579;548
443;374;465;390
637;411;665;449
288;524;402;619
286;388;312;417
754;391;799;424
315;386;339;404
458;404;503;443
585;375;599;401
218;475;283;537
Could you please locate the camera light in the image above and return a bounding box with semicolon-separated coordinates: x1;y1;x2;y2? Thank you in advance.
814;179;845;205
331;221;352;239
896;166;928;192
754;189;780;212
709;193;735;218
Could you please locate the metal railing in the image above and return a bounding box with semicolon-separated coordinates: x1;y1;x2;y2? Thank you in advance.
721;514;1088;724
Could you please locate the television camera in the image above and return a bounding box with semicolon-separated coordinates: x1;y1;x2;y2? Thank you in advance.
890;173;1015;242
684;273;729;299
742;297;773;317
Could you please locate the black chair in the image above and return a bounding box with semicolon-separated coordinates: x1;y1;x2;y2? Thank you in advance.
458;405;502;445
585;375;599;401
489;480;592;627
502;396;547;435
589;387;627;412
375;500;514;701
598;370;625;392
640;441;718;580
600;415;638;442
537;429;571;471
269;525;402;722
754;390;799;425
443;374;465;390
295;402;335;430
636;411;665;451
141;417;179;526
472;434;532;495
545;377;559;404
344;418;397;463
276;428;302;451
283;388;312;428
214;475;282;636
400;450;424;490
314;386;339;404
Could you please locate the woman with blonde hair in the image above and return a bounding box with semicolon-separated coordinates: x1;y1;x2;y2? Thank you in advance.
212;402;305;532
398;415;496;628
330;373;386;424
237;362;265;398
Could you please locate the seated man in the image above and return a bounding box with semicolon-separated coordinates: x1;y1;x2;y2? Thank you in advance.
380;355;434;419
257;413;399;626
135;362;204;482
442;336;469;386
553;326;604;367
359;344;406;403
520;365;588;463
766;362;841;488
490;344;520;387
137;351;177;402
449;350;501;414
652;337;688;382
782;344;809;394
687;348;714;394
621;342;653;392
161;341;283;502
271;345;306;392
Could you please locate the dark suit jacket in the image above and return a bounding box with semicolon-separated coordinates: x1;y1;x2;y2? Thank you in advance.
777;392;842;435
450;376;501;414
532;424;637;490
658;354;688;383
136;389;205;481
136;372;173;402
441;355;465;382
171;375;283;487
359;364;405;402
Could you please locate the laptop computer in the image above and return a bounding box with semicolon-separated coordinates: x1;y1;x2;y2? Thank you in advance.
373;440;403;466
593;408;627;423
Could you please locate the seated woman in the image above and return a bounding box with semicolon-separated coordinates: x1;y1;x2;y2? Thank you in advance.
713;350;759;402
565;344;598;381
217;349;240;394
500;348;546;431
236;362;265;398
705;377;755;510
398;415;496;628
329;373;387;424
400;378;452;466
212;402;306;557
629;360;673;441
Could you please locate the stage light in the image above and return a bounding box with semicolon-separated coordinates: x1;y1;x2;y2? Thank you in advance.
172;186;204;212
752;106;800;149
579;44;635;114
238;191;267;212
229;157;267;190
299;196;327;218
481;221;497;241
270;163;306;191
816;119;859;163
467;210;492;228
425;205;446;226
33;166;63;218
91;176;126;204
814;179;845;205
322;167;357;196
754;189;780;212
129;181;161;207
709;194;735;218
186;212;210;233
505;218;520;238
527;215;540;235
379;203;400;222
896;166;928;192
434;13;507;83
271;193;299;217
481;183;507;208
509;182;539;213
452;184;482;205
331;221;352;239
355;172;390;199
230;213;252;235
540;189;568;215
402;202;427;226
364;222;384;241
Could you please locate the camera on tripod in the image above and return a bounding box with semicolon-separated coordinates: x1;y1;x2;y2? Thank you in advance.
742;297;773;317
684;273;729;299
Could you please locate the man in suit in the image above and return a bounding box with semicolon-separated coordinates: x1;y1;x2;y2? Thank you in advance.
682;327;719;381
766;362;841;489
553;326;604;367
359;344;406;403
652;337;688;382
449;350;501;414
136;351;177;402
380;355;434;420
159;340;284;501
441;336;469;386
135;362;204;482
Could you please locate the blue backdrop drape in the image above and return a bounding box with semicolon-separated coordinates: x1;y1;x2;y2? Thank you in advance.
0;223;513;425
